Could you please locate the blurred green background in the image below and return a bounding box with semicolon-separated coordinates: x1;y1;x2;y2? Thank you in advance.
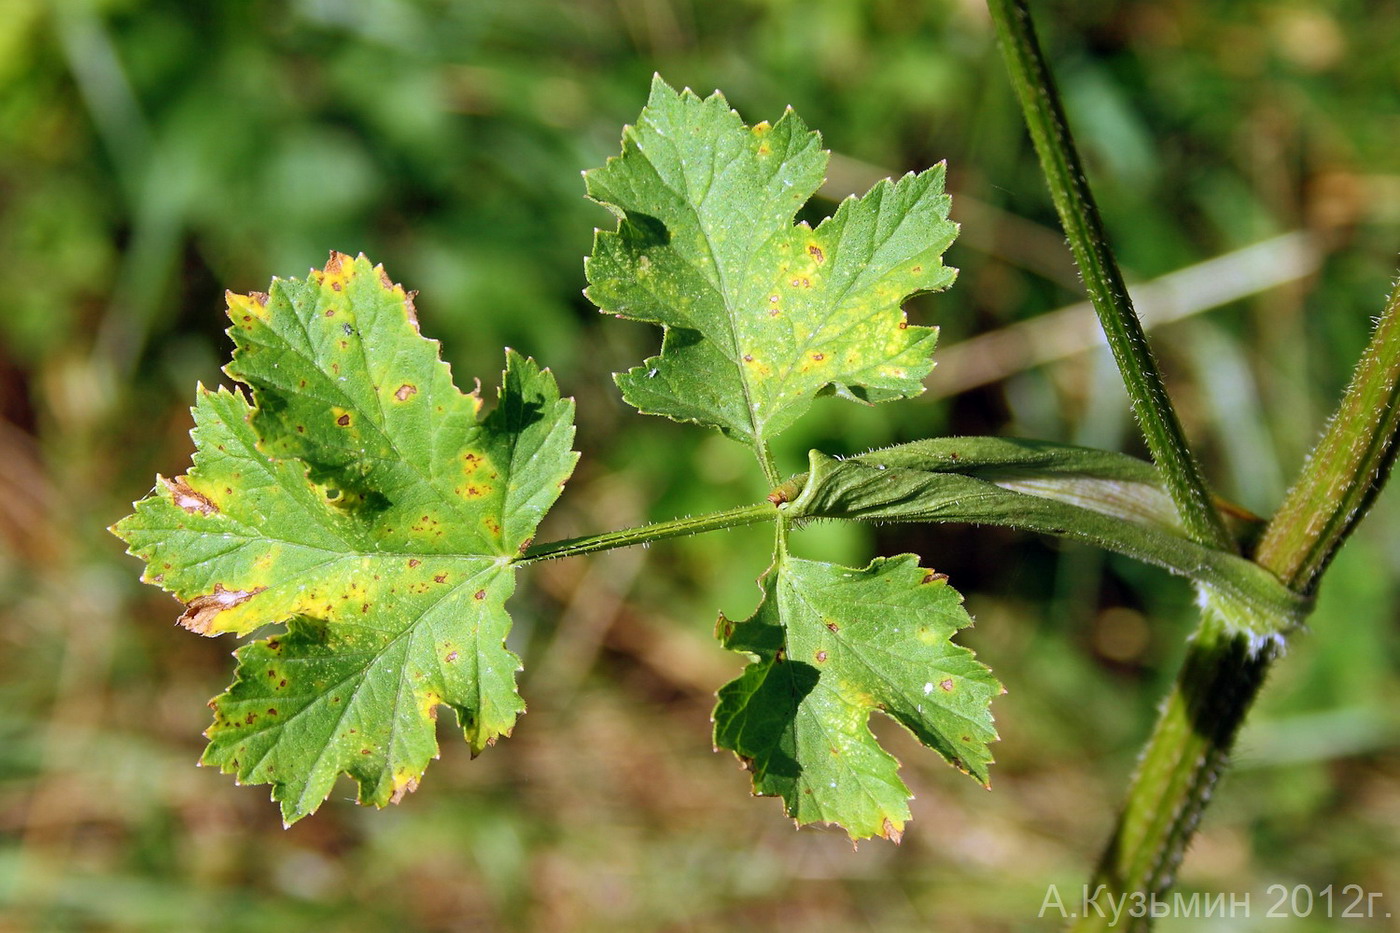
2;0;1397;930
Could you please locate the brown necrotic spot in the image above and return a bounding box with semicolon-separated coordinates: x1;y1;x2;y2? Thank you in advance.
178;583;268;635
161;475;219;515
939;678;955;692
815;650;828;663
473;589;486;600
922;571;949;584
336;413;351;426
395;383;418;401
807;244;825;263
390;777;419;804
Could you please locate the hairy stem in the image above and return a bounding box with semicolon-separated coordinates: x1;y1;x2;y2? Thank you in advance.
1253;281;1400;591
986;0;1400;925
1076;280;1400;931
987;0;1232;552
518;501;777;564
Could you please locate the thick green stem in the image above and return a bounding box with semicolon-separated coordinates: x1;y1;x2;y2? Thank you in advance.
986;1;1400;925
1254;282;1400;592
987;0;1233;553
1076;281;1400;931
518;501;776;564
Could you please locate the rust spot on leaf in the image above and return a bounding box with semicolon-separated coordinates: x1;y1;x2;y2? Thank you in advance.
826;621;839;632
473;589;486;600
408;559;421;568
807;244;825;263
395;383;417;401
939;678;955;692
815;650;828;663
434;574;447;584
161;475;219;515
445;651;459;662
179;584;268;635
812;352;824;362
324;308;337;317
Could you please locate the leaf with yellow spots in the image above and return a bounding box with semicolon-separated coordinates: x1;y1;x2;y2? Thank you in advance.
585;76;958;448
112;253;577;824
712;555;999;842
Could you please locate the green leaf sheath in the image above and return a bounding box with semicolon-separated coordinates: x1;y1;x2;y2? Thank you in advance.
783;439;1306;632
713;554;1000;842
585;76;957;449
112;254;578;823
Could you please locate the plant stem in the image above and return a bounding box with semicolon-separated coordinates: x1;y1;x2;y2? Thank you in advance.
518;501;776;564
1253;281;1400;591
986;0;1233;553
1075;280;1400;931
987;1;1400;925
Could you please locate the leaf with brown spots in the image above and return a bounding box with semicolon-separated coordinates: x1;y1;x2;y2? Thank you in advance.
712;555;999;842
585;76;958;448
111;254;577;825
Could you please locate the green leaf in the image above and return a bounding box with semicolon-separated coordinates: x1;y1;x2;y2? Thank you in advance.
713;555;1000;842
782;438;1308;630
112;253;577;824
585;76;957;447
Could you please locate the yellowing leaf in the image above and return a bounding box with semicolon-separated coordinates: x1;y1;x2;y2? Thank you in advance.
713;555;999;841
113;254;577;823
585;76;958;446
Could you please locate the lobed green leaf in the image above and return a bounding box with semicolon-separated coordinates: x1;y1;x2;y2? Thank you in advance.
113;253;577;823
713;555;1000;842
585;76;957;447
